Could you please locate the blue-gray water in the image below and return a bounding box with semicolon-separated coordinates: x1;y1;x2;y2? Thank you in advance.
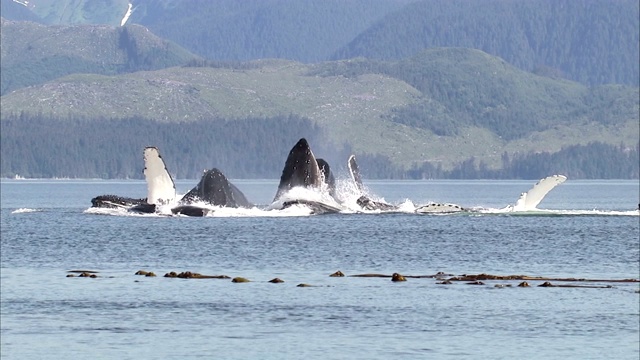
1;179;639;359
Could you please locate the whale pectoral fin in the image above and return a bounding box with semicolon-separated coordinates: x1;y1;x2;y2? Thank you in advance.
348;155;365;193
513;175;567;210
144;147;176;205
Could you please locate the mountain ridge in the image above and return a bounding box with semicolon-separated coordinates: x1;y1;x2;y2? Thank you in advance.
0;18;200;95
2;48;637;171
3;0;637;86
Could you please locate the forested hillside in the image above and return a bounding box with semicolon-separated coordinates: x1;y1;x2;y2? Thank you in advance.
333;0;640;86
2;49;637;179
309;49;638;140
1;1;637;179
2;113;636;180
0;19;199;95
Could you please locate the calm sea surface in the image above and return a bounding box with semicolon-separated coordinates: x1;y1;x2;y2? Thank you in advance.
1;179;639;359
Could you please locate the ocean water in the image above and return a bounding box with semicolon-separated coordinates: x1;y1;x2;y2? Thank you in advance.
1;178;639;359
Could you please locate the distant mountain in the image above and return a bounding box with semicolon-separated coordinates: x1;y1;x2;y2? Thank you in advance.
332;0;640;86
2;0;636;86
1;0;130;26
126;0;415;63
0;19;200;95
2;49;637;175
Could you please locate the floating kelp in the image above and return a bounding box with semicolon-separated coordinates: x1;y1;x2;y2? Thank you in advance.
348;272;454;278
537;281;612;288
445;273;639;283
164;271;230;279
70;272;97;278
65;270;637;289
349;273;391;278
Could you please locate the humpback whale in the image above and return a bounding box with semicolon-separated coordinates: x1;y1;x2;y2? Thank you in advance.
91;146;252;216
90;194;147;210
347;155;398;211
414;174;568;214
91;146;175;213
172;168;253;216
414;202;467;214
273;138;323;202
270;138;341;214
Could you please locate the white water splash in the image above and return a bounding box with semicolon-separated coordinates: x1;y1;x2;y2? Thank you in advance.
12;208;41;214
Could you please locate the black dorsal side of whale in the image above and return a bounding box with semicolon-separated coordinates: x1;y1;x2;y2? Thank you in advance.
90;194;147;210
271;138;341;214
172;168;253;216
273;138;323;203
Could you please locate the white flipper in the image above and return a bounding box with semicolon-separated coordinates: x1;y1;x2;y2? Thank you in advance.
143;147;176;205
508;175;567;211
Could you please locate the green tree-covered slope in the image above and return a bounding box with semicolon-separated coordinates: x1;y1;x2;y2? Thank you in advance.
333;0;640;86
0;19;200;95
2;49;637;176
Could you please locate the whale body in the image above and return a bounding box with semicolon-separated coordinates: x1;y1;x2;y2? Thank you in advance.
172;168;252;216
91;146;175;213
415;174;568;214
270;138;341;214
91;147;251;216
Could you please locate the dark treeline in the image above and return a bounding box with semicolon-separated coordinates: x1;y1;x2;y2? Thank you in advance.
0;113;352;179
1;114;637;180
404;142;639;180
